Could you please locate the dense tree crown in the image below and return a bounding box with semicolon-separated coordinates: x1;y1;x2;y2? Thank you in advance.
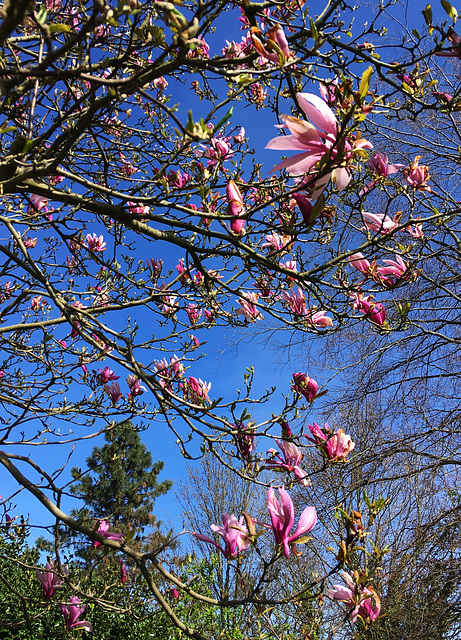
1;0;461;638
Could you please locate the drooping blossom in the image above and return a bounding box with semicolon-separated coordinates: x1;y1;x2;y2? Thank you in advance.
86;233;106;252
105;381;122;403
403;156;432;191
326;572;381;624
305;309;333;328
281;288;306;316
193;514;250;559
93;520;124;548
376;255;410;284
250;24;293;64
35;560;68;598
266;92;372;190
234;422;255;459
181;376;211;406
226;179;246;235
305;422;355;462
265;439;311;486
349;253;372;276
235;291;263;321
291;373;318;403
267;487;317;558
127;375;145;398
362;212;399;235
352;293;386;326
60;596;93;633
97;367;119;384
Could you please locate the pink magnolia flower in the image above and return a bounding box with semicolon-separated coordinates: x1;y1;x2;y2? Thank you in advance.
236;291;263;321
97;367;119;384
362;212;399;235
226;179;246;235
403;156;431;191
154;355;185;388
262;232;292;254
119;560;127;584
377;255;409;283
23;237;38;249
267;487;317;558
291;372;318;402
86;233;106;252
193;514;250;559
60;596;93;633
186;35;210;59
265;439;311;486
234;422;255;459
305;422;356;462
93;520;124;548
181;376;211;406
368;151;404;177
349;253;371;276
36;560;68;598
266;92;372;190
306;309;333;328
281;287;306;316
127;201;150;217
127;375;146;397
352;293;386;326
147;258;163;278
161;295;178;318
31;295;45;310
326;572;381;623
119;153;137;177
406;222;424;239
186;304;202;325
28;193;49;213
195;136;233;162
250;24;293;64
105;381;122;403
319;78;339;105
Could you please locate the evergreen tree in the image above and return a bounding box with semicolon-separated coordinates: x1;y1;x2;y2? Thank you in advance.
70;422;171;534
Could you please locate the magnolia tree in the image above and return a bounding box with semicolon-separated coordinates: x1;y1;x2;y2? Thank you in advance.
1;0;461;637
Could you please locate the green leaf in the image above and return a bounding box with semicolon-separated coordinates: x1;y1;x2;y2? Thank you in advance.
37;7;47;25
441;0;458;22
358;66;373;99
49;23;71;34
212;107;234;134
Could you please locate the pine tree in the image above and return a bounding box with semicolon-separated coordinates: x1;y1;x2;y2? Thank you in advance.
70;421;171;535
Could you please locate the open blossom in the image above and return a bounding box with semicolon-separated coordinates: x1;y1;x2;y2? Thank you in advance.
236;291;263;321
97;367;119;384
36;560;68;598
186;35;210;59
306;309;333;328
265;439;311;486
31;295;45;310
326;572;381;624
181;376;211;405
291;372;318;402
262;232;292;254
154;355;184;388
93;520;124;548
86;233;106;252
127;201;150;217
186;303;202;325
352;293;386;326
193;514;250;559
266;92;372;190
377;255;410;283
368;151;404;177
250;24;293;64
60;596;93;633
227;179;246;235
23;237;38;249
195;136;233;162
127;375;145;397
362;212;399;235
281;287;306;316
267;487;317;558
403;156;431;191
349;253;372;276
305;422;355;462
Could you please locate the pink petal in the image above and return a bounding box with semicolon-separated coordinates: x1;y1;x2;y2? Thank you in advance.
297;93;338;136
